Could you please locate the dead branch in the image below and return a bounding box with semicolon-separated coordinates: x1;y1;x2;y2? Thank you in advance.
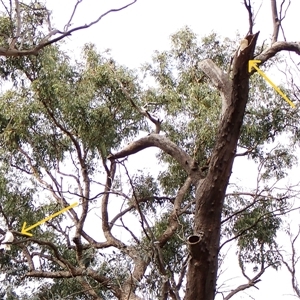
244;0;254;35
278;0;291;41
279;0;291;22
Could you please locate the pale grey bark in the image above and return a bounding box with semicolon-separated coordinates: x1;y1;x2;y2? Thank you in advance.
198;59;232;118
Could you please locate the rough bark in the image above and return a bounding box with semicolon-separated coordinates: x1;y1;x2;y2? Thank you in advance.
184;32;259;300
104;28;300;299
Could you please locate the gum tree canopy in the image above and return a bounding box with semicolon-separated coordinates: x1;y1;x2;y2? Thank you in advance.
0;1;300;300
0;0;137;56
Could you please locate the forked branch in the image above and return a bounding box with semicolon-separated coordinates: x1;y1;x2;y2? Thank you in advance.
244;0;254;34
270;0;291;44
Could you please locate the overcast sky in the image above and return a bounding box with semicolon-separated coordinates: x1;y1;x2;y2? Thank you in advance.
47;0;300;68
44;1;300;299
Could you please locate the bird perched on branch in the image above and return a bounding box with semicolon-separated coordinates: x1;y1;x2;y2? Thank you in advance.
0;231;14;251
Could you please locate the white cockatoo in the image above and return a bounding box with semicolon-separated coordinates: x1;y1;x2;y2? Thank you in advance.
0;231;14;251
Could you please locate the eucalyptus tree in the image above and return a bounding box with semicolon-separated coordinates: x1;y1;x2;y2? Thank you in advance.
0;1;300;300
0;0;136;57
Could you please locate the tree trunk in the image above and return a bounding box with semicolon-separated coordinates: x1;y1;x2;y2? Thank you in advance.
184;32;259;300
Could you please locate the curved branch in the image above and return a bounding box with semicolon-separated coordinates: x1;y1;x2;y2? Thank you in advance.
198;59;231;118
101;160;128;252
29;238;74;270
254;41;300;65
108;134;202;180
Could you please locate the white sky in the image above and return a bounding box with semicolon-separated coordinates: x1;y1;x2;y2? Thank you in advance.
47;0;300;68
40;1;300;299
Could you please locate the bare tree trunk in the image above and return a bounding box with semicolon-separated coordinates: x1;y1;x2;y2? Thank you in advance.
184;32;259;300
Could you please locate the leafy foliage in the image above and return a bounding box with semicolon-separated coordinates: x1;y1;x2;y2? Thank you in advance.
0;22;298;299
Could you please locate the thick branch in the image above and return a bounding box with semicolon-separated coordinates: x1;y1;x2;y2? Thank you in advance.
198;59;232;117
26;269;77;279
101;160;123;246
108;134;202;180
254;41;300;64
76;277;103;300
11;0;21;49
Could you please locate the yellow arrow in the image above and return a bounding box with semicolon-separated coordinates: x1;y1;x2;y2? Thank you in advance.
21;202;78;236
248;60;295;108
